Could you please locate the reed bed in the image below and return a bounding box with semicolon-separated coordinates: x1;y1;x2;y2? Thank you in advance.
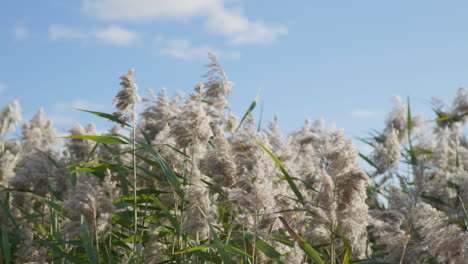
0;54;467;263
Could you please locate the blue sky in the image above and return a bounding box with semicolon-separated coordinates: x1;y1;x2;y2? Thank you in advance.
1;0;468;149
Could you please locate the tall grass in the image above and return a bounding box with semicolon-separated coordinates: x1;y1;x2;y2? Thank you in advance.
0;55;467;263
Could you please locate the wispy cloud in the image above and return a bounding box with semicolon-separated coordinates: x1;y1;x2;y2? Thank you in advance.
82;0;216;21
50;99;107;126
81;0;287;45
55;99;105;111
354;140;374;156
205;6;287;45
48;113;76;126
157;37;239;60
49;24;140;46
0;83;5;94
49;24;88;41
13;23;30;40
94;26;140;46
350;109;384;119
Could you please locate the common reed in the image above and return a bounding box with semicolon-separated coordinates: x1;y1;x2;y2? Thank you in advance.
0;55;467;263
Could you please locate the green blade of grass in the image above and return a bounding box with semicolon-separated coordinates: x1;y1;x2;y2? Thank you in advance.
256;139;304;203
244;232;282;262
208;223;235;264
361;261;395;264
406;97;417;166
235;97;258;134
257;101;264;132
30;194;65;215
127;241;143;264
76;109;131;127
153;197;181;233
81;215;98;264
279;217;324;264
102;144;129;195
36;148;60;168
420;193;445;206
137;130;183;198
342;238;352;264
85;141;100;164
358;153;383;174
63;135;128;145
1;223;11;264
45;242;87;264
173;244;211;255
224;244;251;258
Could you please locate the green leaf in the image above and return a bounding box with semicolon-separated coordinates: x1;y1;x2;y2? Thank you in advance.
163;144;191;159
279;176;318;193
224;244;251;258
81;215;98;264
69;156;78;186
2;224;11;264
201;179;228;199
45;242;87;264
208;224;235;264
31;194;64;215
361;260;395;264
36;148;60;168
235;97;257;133
407;97;412;137
135;154;162;170
279;217;324;264
127;241;143;264
342;238;352;264
244;232;282;262
138;129;183;198
420;193;445;205
257;101;264;132
406;97;417;166
173;244;211;255
447;180;460;191
0;192;20;231
103;144;129;195
37;224;48;234
154;197;181;233
70;166;108;174
76;109;131;127
256;139;304;203
63;135;128;145
358;153;383;174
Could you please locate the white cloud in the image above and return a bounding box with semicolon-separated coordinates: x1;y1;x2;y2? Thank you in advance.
205;7;287;45
49;24;88;41
82;0;217;21
51;99;106;126
94;25;139;46
355;141;374;156
14;23;30;40
55;99;105;111
157;37;239;60
350;109;384;119
48;113;76;126
49;24;139;46
81;0;287;44
0;83;6;95
56;127;109;137
160;39;209;60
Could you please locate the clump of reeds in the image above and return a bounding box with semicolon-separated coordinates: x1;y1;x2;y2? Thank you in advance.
0;54;467;264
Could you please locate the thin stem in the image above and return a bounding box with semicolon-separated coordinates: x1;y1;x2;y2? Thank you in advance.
94;215;100;260
330;223;335;263
252;210;258;264
133;104;138;252
399;240;408;264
